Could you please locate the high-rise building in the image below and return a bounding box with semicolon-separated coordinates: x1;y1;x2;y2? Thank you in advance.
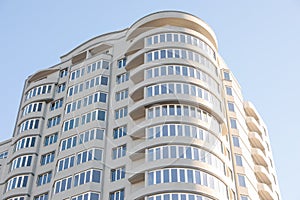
0;11;281;200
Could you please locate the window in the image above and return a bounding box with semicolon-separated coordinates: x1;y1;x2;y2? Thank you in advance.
146;33;216;60
102;60;110;69
34;193;48;200
235;154;243;166
71;192;101;200
147;145;224;174
228;102;235;112
63;117;80;132
148;193;214;200
146;82;221;111
148;123;220;144
147;104;221;134
15;137;36;152
240;195;249;200
109;189;124;200
70;68;84;81
77;148;103;165
0;151;8;159
87;60;110;73
65;92;107;114
223;71;230;80
118;58;127;68
7;196;26;200
11;155;32;171
19;118;39;133
54;176;72;194
81;110;106;125
37;171;52;186
26;85;52;100
116;72;129;84
22;102;43;116
115;107;128;119
79;128;104;144
57;155;75;172
57;83;66;93
230;118;237;129
44;133;58;146
60;135;77;151
68;76;108;96
60;68;68;78
47;115;61;128
74;169;101;187
112;145;126;159
115;89;129;101
147;168;227;196
146;65;220;94
232;136;240;147
41;152;55;165
6;175;28;191
146;48;217;76
50;99;63;111
113;125;127;139
238;174;246;187
111;167;125;182
225;86;233;96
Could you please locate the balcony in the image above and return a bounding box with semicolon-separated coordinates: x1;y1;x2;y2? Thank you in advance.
246;116;263;135
244;101;260;121
129;94;223;122
254;165;272;185
258;182;274;200
128;171;145;184
248;131;265;151
251;148;268;167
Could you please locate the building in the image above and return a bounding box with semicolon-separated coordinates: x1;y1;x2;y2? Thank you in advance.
0;11;281;200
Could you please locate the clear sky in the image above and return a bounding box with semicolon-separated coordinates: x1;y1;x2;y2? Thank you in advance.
0;0;298;199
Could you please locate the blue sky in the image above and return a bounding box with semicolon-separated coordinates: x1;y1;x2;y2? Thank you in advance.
0;0;299;199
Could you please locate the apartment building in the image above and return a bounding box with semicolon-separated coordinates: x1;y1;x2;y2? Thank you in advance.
0;11;280;200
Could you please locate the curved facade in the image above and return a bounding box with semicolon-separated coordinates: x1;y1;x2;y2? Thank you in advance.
0;11;280;200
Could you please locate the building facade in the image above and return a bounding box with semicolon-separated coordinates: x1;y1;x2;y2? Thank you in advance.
0;11;280;200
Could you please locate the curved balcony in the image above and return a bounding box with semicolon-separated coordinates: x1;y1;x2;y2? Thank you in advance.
130;74;221;102
128;159;227;184
27;68;59;84
126;11;218;50
14;118;44;141
127;53;219;84
129;115;221;140
23;86;55;104
3;190;30;200
8;164;37;180
254;165;272;185
129;95;223;122
126;40;217;70
251;148;268;167
244;101;260;122
128;137;224;163
258;182;274;200
18;111;45;125
2;175;33;200
248;131;265;151
246;116;263;135
128;182;224;200
126;25;217;58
